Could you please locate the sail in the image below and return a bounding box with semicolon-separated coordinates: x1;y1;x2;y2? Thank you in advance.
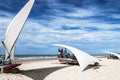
106;52;120;59
2;0;35;55
10;46;15;61
53;44;99;71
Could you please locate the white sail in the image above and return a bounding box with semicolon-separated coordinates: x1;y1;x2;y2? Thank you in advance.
106;52;120;59
10;46;15;61
53;44;99;71
2;0;35;58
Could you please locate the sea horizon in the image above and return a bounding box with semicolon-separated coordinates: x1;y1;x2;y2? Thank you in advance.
0;54;57;61
0;53;111;62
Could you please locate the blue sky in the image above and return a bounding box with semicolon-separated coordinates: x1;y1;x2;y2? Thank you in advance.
0;0;120;55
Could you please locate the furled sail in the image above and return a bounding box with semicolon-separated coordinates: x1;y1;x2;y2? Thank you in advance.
53;44;99;71
2;0;35;60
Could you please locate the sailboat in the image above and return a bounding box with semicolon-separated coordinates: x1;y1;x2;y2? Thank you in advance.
0;0;35;71
106;52;120;59
53;44;100;71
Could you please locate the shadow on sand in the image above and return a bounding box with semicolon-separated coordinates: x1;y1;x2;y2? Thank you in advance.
19;66;68;80
84;64;103;71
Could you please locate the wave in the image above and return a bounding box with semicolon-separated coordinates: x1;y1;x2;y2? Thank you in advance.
14;55;57;61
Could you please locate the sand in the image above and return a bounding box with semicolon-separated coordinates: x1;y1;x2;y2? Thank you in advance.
0;58;120;80
0;59;68;80
45;58;120;80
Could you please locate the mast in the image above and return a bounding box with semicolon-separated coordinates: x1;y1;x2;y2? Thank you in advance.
5;45;15;62
2;0;35;61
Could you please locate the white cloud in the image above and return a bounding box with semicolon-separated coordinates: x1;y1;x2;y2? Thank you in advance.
0;17;12;40
0;11;14;18
41;14;120;32
66;8;96;18
111;14;120;19
1;9;120;53
14;18;120;50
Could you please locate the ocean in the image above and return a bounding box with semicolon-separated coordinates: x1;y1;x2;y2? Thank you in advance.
0;53;108;62
0;55;57;62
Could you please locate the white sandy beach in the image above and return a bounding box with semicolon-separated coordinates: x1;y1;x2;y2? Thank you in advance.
0;60;67;80
1;58;120;80
45;58;120;80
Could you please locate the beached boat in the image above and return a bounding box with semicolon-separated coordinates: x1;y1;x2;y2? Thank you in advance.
0;0;35;73
54;44;100;71
57;48;79;65
106;52;120;59
59;58;78;65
